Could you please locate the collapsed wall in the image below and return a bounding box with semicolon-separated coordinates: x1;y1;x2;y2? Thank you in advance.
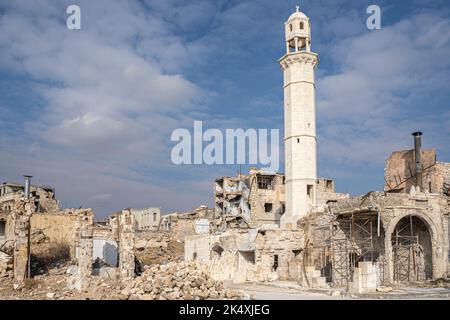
185;228;304;283
162;206;214;241
30;211;80;247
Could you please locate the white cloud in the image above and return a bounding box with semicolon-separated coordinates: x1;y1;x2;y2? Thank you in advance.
0;0;214;216
0;1;448;215
317;11;450;168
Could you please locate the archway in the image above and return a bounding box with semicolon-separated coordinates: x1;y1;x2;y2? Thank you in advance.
391;215;432;282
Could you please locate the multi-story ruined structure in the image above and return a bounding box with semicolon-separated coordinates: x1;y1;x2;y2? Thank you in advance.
160;205;215;240
129;207;161;231
0;177;60;247
214;169;286;229
0;180;59;213
214;168;348;229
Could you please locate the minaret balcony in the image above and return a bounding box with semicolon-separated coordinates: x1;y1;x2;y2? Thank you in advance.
278;51;319;70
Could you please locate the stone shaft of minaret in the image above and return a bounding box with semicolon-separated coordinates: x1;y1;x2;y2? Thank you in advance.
279;8;318;228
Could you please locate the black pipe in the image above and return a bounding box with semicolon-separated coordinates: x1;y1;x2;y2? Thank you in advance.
412;132;423;190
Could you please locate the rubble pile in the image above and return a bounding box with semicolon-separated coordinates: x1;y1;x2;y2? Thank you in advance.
0;261;247;300
134;232;184;265
119;261;246;300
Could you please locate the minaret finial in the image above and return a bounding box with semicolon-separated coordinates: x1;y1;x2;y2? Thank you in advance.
295;4;300;12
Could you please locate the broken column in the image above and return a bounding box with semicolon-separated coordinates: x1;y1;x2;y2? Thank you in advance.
118;209;135;279
68;209;94;291
12;198;35;286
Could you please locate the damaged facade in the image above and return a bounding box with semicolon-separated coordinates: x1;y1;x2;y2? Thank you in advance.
186;132;450;293
183;10;450;295
0;179;59;248
214;168;348;230
160;205;216;240
0;181;59;213
0;8;448;301
214;169;285;229
0;176;140;289
130;207;161;231
384;146;450;196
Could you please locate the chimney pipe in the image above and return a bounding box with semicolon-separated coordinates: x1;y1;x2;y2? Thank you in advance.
412;132;423;190
24;175;32;199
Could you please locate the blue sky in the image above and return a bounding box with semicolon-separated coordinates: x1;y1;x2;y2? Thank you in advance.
0;0;449;219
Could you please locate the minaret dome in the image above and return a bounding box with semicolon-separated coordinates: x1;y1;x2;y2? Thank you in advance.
284;6;311;53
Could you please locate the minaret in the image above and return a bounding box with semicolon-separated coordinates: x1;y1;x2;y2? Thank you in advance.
279;6;318;228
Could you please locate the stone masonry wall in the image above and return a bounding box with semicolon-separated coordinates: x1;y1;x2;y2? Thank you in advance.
118;209;135;279
12;198;35;286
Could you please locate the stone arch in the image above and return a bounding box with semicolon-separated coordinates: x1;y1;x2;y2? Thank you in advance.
384;210;441;283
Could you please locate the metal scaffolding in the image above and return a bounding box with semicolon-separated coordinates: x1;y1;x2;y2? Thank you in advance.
331;212;382;287
392;215;426;282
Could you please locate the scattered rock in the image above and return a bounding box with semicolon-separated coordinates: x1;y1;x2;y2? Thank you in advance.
124;261;245;300
134;240;147;250
330;290;341;297
46;292;55;299
376;286;393;293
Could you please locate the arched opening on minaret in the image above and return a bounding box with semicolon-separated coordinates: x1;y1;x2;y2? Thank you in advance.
300;22;304;29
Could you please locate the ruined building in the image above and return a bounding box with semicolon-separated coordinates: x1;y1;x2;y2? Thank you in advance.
214;169;285;229
129;207;161;231
0;7;448;300
184;8;450;293
0;178;59;213
318;132;450;289
188;133;450;291
214;168;348;229
384;132;450;196
0;176;136;288
0;176;59;248
161;205;215;241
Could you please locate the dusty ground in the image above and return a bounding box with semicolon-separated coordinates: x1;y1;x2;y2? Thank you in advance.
0;261;245;300
1;276;450;300
0;276;123;300
224;281;450;300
